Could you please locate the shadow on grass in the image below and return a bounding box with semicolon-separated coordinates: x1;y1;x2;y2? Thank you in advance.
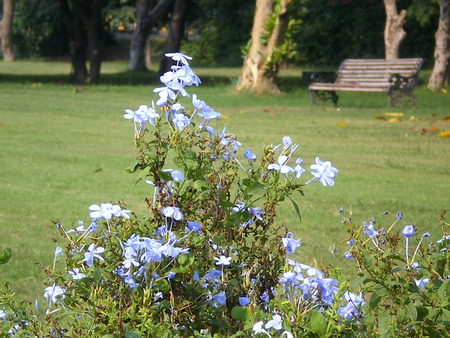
0;66;310;92
0;70;245;88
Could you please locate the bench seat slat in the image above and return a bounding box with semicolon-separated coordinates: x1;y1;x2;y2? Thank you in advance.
309;83;387;92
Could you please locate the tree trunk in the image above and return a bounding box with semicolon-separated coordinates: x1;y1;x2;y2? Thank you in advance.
84;0;103;83
235;0;291;93
59;0;88;84
158;0;188;75
129;0;173;71
145;36;152;68
428;0;450;91
1;0;15;62
383;0;407;60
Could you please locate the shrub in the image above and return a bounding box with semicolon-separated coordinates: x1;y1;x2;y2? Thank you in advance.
0;53;448;337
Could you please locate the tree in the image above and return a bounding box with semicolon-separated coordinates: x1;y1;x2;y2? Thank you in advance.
158;0;188;74
128;0;173;71
235;0;293;93
59;0;88;83
383;0;407;59
58;0;105;83
428;0;450;91
1;0;15;61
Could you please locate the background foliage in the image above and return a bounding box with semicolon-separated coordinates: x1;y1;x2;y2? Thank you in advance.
0;0;441;67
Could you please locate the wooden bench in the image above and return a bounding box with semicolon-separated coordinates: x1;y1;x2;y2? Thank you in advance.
308;58;424;107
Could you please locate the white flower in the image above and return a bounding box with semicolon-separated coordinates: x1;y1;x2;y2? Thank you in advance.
165;52;192;65
43;284;65;304
214;255;232;266
308;157;338;186
82;243;105;267
68;268;86;281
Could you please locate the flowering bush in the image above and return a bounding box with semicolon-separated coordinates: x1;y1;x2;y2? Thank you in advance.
341;210;450;337
0;53;448;337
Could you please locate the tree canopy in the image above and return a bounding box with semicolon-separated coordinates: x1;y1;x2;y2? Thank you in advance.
1;0;444;85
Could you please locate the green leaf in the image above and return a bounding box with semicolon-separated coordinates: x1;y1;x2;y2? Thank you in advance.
397;307;407;324
228;278;239;287
196;190;210;201
374;284;387;297
0;248;11;264
416;305;429;321
442;308;450;322
178;180;190;196
138;166;151;179
350;276;367;289
158;170;173;181
178;252;194;267
369;292;381;310
124;332;140;338
231;306;249;322
287;195;301;224
125;160;139;173
378;310;392;337
193;180;209;190
438;279;450;300
93;268;102;284
154;279;170;293
310;310;327;335
404;301;417;321
246;182;265;198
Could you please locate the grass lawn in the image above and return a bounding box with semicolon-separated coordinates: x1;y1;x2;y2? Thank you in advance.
0;60;449;303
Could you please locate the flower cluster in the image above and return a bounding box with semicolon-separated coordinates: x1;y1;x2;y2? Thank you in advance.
116;230;189;289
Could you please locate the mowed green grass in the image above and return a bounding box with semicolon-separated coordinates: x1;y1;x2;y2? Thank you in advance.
0;61;449;302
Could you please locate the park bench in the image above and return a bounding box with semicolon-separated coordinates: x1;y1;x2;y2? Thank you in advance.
308;58;424;107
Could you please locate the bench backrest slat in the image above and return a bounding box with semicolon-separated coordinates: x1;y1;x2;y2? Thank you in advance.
335;58;423;86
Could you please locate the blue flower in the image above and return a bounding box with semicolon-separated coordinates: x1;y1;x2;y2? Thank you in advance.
170;170;184;181
279;271;298;284
54;246;63;258
308;157;338;186
344;251;354;260
401;225;414;238
186;221;202;234
396;211;403;220
265;314;282;331
231;200;245;213
153;86;176;107
282;232;301;255
363;222;377;238
213;291;226;307
82;244;105;267
68;268;86;281
248;207;265;221
165;52;192;65
238;296;250;306
268;154;294;175
244;148;257;161
414;278;429;290
161;206;183;221
203;268;222;280
294;158;305;178
338;291;364;321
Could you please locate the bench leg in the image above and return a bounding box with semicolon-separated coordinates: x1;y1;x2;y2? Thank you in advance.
388;88;417;108
309;90;339;107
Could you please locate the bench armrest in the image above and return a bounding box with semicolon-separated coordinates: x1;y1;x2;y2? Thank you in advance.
388;73;419;91
309;71;337;83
